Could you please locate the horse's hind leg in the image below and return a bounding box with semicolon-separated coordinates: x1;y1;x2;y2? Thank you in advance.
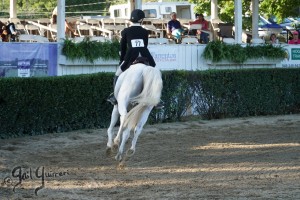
106;105;119;156
126;106;153;158
113;114;126;150
115;127;131;162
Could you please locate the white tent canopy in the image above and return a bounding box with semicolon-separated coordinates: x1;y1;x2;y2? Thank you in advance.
9;0;261;43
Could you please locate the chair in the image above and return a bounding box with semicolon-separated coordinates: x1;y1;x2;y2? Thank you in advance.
86;19;101;36
251;38;265;44
25;24;41;35
143;24;163;38
90;36;109;42
48;24;57;41
223;38;235;44
114;18;127;27
18;34;49;42
151;19;167;36
15;24;27;34
148;38;158;44
186;24;202;35
101;18;115;30
86;19;100;26
0;18;9;23
217;23;234;41
156;38;169;44
73;37;85;43
37;18;51;26
9;18;21;24
77;24;93;37
181;37;198;44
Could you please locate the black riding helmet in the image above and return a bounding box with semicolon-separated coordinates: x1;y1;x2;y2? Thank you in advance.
130;9;145;23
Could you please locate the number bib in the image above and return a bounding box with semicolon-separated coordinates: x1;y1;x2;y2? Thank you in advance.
131;39;145;47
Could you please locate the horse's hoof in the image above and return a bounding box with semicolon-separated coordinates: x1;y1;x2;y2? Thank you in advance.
117;162;126;170
106;147;113;157
126;149;135;157
115;153;122;162
112;144;119;152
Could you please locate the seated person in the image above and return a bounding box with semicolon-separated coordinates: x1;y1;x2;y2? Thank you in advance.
0;24;8;42
0;21;17;42
269;33;278;44
6;22;17;42
167;12;184;40
288;31;299;44
189;13;209;44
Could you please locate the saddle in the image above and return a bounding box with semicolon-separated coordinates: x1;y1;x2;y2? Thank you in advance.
132;57;149;65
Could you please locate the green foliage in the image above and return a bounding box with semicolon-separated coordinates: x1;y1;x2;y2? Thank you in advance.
62;37;120;63
1;69;300;138
260;0;300;23
203;41;286;64
1;0;109;18
0;73;113;138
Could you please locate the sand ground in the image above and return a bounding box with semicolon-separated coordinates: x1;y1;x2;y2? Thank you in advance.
1;114;300;200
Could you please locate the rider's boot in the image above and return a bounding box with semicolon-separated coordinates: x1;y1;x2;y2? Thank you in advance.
106;76;118;105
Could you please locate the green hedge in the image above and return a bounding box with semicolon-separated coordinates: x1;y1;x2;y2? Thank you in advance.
159;68;300;120
1;68;300;138
0;73;113;138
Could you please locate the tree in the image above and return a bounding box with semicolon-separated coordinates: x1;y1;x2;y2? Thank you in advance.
0;0;109;18
189;0;299;30
260;0;300;23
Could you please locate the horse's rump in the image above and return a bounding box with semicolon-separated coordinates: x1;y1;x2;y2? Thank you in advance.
123;64;163;130
130;66;162;106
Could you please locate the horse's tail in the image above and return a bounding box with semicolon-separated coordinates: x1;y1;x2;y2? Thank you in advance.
124;66;163;130
131;66;163;106
124;104;147;130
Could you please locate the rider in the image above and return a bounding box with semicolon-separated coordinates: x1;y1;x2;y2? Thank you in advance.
107;9;163;109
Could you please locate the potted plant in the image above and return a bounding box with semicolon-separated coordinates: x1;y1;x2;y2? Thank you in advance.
202;40;287;66
61;37;120;64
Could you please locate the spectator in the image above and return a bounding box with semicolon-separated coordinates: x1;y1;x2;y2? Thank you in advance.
167;12;184;41
0;21;17;42
0;23;8;42
269;33;278;44
288;31;299;44
189;13;209;44
6;22;17;41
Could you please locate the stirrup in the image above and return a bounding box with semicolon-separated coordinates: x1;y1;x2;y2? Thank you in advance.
106;93;118;105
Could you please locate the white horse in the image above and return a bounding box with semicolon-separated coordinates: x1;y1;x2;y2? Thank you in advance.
106;63;163;165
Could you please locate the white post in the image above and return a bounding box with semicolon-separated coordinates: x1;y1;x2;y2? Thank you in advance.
211;0;218;20
136;0;142;10
251;0;259;39
9;0;17;18
57;0;65;43
128;0;135;14
57;0;66;76
234;0;243;44
210;0;219;41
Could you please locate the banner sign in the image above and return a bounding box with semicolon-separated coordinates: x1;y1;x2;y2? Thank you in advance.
0;43;57;77
148;45;179;70
280;46;300;68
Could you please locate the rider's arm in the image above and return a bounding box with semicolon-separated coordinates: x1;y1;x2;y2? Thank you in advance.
119;29;127;62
